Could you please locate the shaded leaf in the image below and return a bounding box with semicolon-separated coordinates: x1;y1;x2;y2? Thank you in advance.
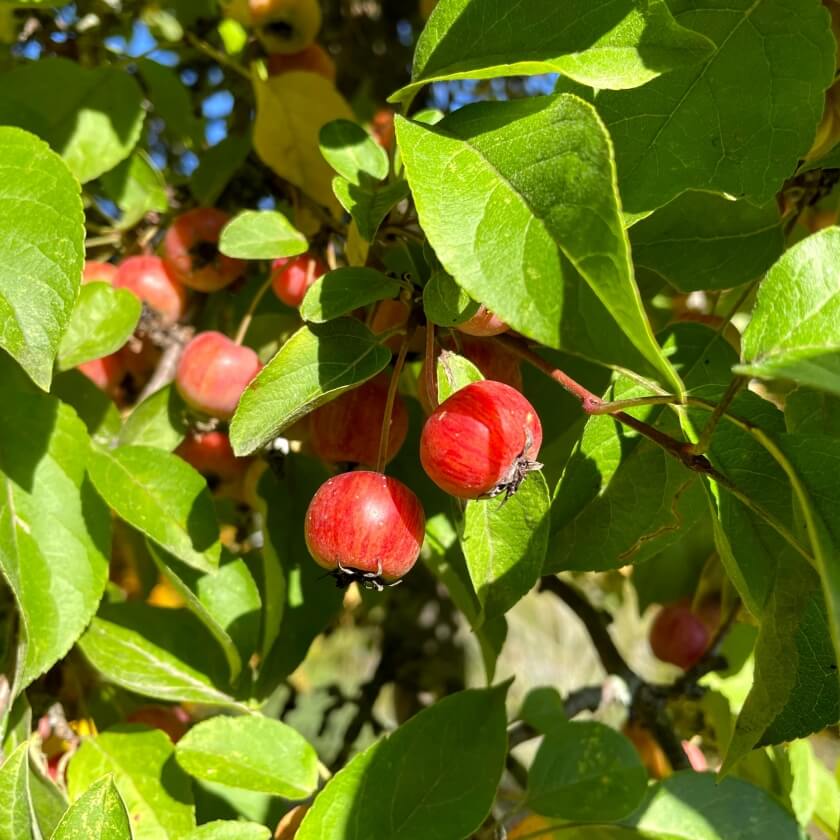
299;268;401;323
423;269;479;327
118;385;188;451
332;178;410;242
319;119;388;184
100;151;168;231
0;742;33;840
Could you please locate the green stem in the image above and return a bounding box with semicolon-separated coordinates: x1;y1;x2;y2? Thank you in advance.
234;275;274;346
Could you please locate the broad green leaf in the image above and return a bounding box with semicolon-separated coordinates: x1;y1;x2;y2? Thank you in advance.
219;210;307;260
629;192;784;292
191;133;251;206
53;775;131;840
77;602;235;705
396;97;681;393
462;472;550;624
591;0;835;213
527;721;647;821
29;757;66;838
253;460;344;697
0;58;145;183
332;178;410;242
52;369;121;445
435;351;483;403
68;727;195;840
137;58;203;145
184;822;270;840
150;544;262;683
57;282;141;370
391;0;715;102
0;127;84;390
299;268;401;323
548;324;728;574
785;387;840;437
724;555;838;770
0;742;33;840
737;229;840;395
175;715;318;799
118;385;188;451
0;355;110;691
230;319;391;456
100;151;168;231
423;269;479;328
319;119;388;184
88;445;221;572
298;685;509;840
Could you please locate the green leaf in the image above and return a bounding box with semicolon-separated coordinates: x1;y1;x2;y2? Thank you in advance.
53;775;131;840
391;0;715;102
319;119;388;184
88;444;221;572
0;742;33;840
298;685;509;840
527;721;647;821
785;387;840;437
629;192;784;292
230;319;391;456
118;385;189;451
29;757;67;838
77;602;235;705
0;127;84;390
548;324;729;573
219;210;307;260
332;178;409;242
737;228;840;395
423;269;479;328
462;472;550;624
299;267;401;323
591;0;835;213
396;96;681;393
52;369;121;445
57;282;142;370
724;555;838;771
150;544;262;683
137;58;202;145
175;715;318;799
100;151;168;231
67;727;195;840
0;58;145;183
191;133;251;206
184;822;270;840
0;355;110;691
435;351;483;403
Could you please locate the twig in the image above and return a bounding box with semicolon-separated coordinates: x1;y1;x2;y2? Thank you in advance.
234;275;273;346
185;32;251;81
684;376;746;455
424;322;438;411
375;330;411;473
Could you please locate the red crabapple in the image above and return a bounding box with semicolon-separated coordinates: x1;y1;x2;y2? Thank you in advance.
163;208;245;293
304;471;425;588
82;260;118;285
308;374;408;467
649;602;710;670
420;380;542;499
176;430;249;482
176;331;262;420
78;355;126;397
267;44;336;81
271;253;327;308
371;108;396;151
115;255;189;323
126;705;191;742
456;305;509;337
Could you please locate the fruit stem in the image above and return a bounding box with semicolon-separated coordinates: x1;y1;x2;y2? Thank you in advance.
234;275;274;346
375;330;411;473
424;321;438;411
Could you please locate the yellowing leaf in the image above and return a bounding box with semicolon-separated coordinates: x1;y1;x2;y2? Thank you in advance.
253;72;353;216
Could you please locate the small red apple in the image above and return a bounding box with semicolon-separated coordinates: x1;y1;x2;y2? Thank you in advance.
371;108;396;151
305;471;425;586
82;260;118;285
267;43;336;81
176;430;249;481
126;705;191;742
308;374;408;467
115;255;189;323
456;305;508;337
649;602;710;670
163;207;245;293
420;380;542;499
78;354;126;397
271;253;327;308
176;331;262;420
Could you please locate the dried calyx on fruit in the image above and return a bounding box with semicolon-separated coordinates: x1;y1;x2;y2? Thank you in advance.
304;471;425;591
420;379;543;500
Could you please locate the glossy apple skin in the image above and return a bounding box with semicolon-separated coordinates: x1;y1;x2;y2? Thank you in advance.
176;430;248;481
309;375;408;467
176;332;262;420
305;471;425;580
163;208;245;293
78;355;126;397
251;0;322;54
271;253;327;308
420;380;542;499
456;305;509;337
82;260;118;285
371;108;396;151
115;255;189;323
267;44;336;81
649;602;710;670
